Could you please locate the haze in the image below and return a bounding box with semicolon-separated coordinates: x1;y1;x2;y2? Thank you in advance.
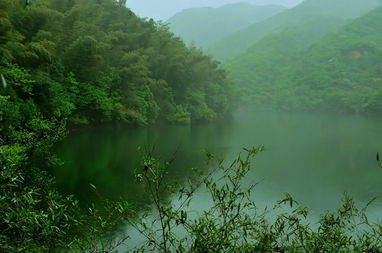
4;0;382;251
127;0;303;20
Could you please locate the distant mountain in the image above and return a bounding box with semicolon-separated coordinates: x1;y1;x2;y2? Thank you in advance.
208;0;381;61
226;15;347;106
167;3;286;48
130;0;301;21
227;6;382;114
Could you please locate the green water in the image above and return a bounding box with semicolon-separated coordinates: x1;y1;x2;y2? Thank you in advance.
54;110;382;216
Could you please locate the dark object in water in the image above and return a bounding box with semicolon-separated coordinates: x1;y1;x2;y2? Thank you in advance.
25;0;32;7
377;152;380;162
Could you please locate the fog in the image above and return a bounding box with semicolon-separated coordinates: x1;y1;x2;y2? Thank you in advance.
127;0;303;20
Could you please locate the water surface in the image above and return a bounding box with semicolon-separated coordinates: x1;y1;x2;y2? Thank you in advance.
54;110;382;217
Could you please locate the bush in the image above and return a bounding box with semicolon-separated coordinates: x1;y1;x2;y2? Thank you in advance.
127;147;382;252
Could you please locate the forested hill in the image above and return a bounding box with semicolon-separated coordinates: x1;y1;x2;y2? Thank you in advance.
0;0;235;128
227;6;382;114
0;0;235;250
208;0;381;61
225;16;347;105
167;3;286;49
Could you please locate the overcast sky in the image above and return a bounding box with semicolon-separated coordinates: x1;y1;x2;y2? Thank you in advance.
127;0;304;21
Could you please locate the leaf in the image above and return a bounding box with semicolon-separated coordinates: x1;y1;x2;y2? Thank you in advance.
1;74;7;88
364;196;378;209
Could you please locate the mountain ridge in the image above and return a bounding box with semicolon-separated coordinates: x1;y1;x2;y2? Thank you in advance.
226;6;382;113
167;2;286;48
207;0;381;61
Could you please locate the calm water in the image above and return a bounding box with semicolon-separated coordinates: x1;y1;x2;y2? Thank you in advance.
54;110;382;219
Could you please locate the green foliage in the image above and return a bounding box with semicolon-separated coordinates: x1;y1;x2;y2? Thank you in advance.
0;0;235;251
227;6;382;114
5;0;382;251
129;147;382;252
208;0;381;61
0;83;131;251
0;0;235;126
0;151;79;252
226;16;346;108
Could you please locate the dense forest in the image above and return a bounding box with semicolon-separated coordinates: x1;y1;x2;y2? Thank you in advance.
0;0;234;127
227;6;382;113
0;0;234;251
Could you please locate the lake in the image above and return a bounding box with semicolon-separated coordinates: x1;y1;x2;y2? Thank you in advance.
53;109;382;229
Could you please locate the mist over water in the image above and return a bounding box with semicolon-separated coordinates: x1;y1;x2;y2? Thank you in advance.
54;109;382;219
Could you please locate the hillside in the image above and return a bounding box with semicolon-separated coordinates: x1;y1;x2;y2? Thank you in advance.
226;16;346;105
0;1;236;250
227;6;382;114
0;0;235;126
208;0;381;61
167;3;286;48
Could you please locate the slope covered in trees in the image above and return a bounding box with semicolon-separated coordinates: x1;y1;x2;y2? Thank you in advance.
0;0;235;250
227;6;382;114
225;16;346;106
208;0;381;61
0;0;235;127
167;3;286;49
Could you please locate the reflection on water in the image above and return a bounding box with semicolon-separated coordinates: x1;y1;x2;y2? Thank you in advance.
53;110;382;217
